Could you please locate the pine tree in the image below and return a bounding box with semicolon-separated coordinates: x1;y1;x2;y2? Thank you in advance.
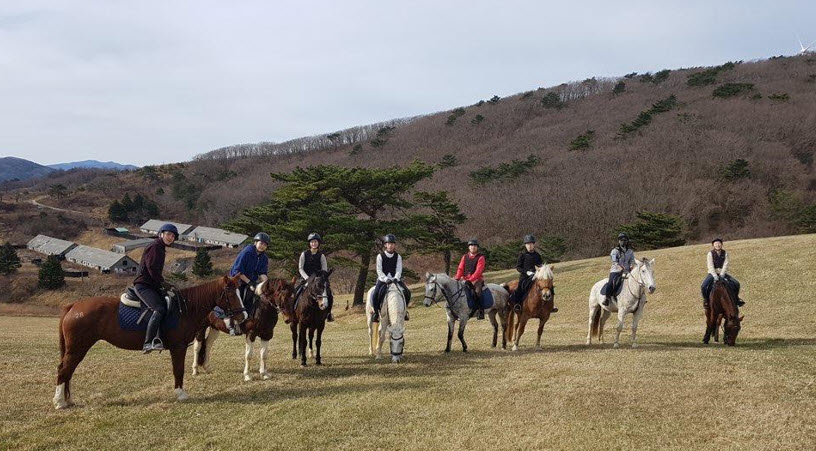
0;242;22;275
38;255;65;289
108;200;128;222
192;248;214;277
121;193;134;212
616;211;687;250
613;81;626;95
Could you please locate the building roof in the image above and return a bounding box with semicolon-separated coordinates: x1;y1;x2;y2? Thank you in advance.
139;219;193;235
27;235;76;255
112;238;154;252
65;245;136;269
188;226;248;246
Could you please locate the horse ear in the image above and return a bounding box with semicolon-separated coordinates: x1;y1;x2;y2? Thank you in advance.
222;275;233;287
650;258;655;265
425;272;431;279
290;275;298;286
738;315;744;322
326;268;334;277
550;265;555;270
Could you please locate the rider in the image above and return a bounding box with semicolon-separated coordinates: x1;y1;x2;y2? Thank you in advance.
370;234;411;323
701;238;744;308
602;233;635;307
455;238;486;320
133;223;178;353
509;235;557;313
295;232;334;322
229;232;270;328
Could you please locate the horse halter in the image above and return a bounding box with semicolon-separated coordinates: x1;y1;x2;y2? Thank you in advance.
221;286;247;319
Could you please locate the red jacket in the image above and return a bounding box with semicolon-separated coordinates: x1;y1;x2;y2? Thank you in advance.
455;253;485;283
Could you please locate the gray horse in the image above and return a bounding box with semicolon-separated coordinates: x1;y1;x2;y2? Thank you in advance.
423;273;510;352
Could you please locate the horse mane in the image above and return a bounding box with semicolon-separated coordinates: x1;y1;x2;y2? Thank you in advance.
533;264;554;280
179;277;227;302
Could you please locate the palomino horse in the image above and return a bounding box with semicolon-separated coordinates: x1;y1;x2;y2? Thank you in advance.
587;258;656;348
703;280;743;346
366;283;406;362
192;278;295;381
423;273;510;352
53;276;247;409
292;269;333;367
503;265;555;351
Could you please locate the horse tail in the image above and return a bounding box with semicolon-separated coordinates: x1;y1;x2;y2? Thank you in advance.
506;309;515;343
58;303;73;361
590;307;602;339
196;328;208;365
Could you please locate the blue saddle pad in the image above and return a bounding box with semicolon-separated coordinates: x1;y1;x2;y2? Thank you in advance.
466;288;494;310
117;302;180;332
600;279;624;297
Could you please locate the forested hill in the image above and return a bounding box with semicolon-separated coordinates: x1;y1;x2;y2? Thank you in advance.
7;55;816;260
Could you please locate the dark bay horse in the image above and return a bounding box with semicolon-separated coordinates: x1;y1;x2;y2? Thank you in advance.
54;276;246;409
703;280;744;346
504;265;555;351
290;269;333;367
192;278;295;381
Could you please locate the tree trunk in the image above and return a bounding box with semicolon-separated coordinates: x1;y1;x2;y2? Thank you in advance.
444;250;452;276
353;252;372;306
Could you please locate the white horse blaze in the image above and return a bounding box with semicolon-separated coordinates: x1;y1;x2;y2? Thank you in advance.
53;383;69;409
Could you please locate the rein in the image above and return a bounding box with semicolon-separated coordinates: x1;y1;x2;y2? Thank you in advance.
624;267;647;309
424;278;465;310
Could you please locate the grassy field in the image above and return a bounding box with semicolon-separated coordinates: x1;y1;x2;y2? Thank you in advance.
1;234;815;450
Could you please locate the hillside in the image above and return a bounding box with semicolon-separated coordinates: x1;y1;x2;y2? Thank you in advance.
0;156;55;182
3;55;816;263
47;160;138;171
1;234;814;449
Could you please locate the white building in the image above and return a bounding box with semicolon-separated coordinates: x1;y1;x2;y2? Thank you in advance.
186;226;248;248
139;219;193;236
65;245;138;274
111;238;155;254
27;235;77;258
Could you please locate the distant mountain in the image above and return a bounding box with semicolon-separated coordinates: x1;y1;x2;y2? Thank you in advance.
0;156;56;182
47;160;139;171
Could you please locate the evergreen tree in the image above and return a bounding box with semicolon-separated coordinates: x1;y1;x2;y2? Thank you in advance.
612;81;626;95
38;255;65;289
0;242;22;275
410;191;467;275
616;211;687;250
192;248;214;277
121;193;134;212
108;200;128;222
133;193;145;212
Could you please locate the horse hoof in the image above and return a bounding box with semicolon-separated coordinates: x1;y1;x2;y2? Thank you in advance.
613;343;620;349
392;356;401;363
535;346;542;351
54;399;70;410
315;361;322;366
261;372;271;380
191;368;198;376
375;354;382;360
444;348;451;353
512;345;518;351
174;388;189;401
308;349;314;358
631;343;638;349
462;348;467;353
243;374;252;382
300;363;307;368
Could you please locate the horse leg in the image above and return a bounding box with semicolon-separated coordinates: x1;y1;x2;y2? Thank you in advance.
445;314;454;353
377;318;387;359
170;346;189;401
599;310;611;344
243;336;254;382
498;310;508;350
630;306;644;349
290;322;298;359
513;314;530;351
298;323;308;367
192;328;205;376
308;328;315;358
489;310;499;348
714;314;723;343
315;324;324;366
368;315;375;356
587;304;599;345
703;310;714;344
535;318;546;351
259;339;271;380
613;310;626;348
458;319;468;352
54;344;91;409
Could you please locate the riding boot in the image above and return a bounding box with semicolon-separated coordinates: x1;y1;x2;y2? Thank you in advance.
602;295;611;307
477;308;485;320
736;298;745;307
143;311;165;354
551;306;559;313
703;299;710;310
327;312;335;322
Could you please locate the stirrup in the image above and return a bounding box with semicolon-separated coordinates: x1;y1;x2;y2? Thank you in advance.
327;312;334;322
371;312;380;323
513;303;521;312
551;306;559;313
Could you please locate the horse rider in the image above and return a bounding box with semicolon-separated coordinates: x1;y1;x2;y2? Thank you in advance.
455;238;486;320
602;232;635;307
228;232;270;330
294;232;334;322
509;235;558;313
133;223;178;353
370;234;411;323
701;237;744;308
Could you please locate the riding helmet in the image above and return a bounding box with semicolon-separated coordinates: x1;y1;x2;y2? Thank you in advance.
158;223;179;239
253;232;271;244
467;238;479;247
523;234;536;244
711;237;723;244
618;232;629;240
383;234;397;244
307;232;322;243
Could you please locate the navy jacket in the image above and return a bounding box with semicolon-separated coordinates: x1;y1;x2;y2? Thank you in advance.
229;244;269;283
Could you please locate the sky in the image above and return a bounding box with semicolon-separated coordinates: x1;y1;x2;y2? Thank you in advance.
1;1;814;166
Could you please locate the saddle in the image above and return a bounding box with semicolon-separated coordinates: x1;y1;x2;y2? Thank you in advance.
118;286;183;330
465;286;494;311
600;276;625;297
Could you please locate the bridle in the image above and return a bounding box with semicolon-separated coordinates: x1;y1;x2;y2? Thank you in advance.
625;264;649;305
423;277;465;310
221;286;246;319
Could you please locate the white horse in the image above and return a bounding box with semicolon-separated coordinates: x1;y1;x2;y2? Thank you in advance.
423;273;510;352
587;258;656;348
366;283;406;362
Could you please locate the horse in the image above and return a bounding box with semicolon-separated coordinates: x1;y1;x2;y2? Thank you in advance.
291;269;333;367
366;283;406;362
423;272;510;352
192;278;295;381
53;276;247;409
703;280;744;346
503;264;555;351
586;258;656;348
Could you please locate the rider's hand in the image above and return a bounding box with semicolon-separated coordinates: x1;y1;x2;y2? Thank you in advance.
526;271;534;276
713;275;719;281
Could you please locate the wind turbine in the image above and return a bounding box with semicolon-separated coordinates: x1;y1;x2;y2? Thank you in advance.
798;34;816;54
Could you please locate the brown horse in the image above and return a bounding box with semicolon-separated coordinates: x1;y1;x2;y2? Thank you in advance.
703;280;744;346
503;265;555;351
192;278;295;381
53;276;246;409
290;269;333;367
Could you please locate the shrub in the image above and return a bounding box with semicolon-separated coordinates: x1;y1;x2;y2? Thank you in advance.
624;72;638;79
612;81;626;95
616;211;687;250
569;130;595;151
768;93;790;102
712;83;754;98
469;155;542;185
718;159;751;181
639;73;654;83
541;92;565;109
192;248;213;277
38;255;65;289
687;61;737;87
652;69;670;84
0;242;22;275
488;95;501;104
438;154;458;168
616;95;677;139
476;100;485;107
471;115;485;125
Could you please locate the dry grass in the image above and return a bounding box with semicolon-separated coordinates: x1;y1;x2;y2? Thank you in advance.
1;234;815;450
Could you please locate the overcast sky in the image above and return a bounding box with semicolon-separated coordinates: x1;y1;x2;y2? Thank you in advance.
1;1;814;166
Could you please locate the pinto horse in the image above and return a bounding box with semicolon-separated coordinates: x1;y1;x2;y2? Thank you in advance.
703;280;744;346
503;265;555;351
53;276;246;409
291;269;333;367
192;278;295;381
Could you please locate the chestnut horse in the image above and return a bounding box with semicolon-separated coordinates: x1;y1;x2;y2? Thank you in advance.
54;276;246;409
192;278;295;381
503;265;555;351
703;280;744;346
291;269;333;367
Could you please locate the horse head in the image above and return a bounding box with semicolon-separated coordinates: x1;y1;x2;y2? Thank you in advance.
308;269;333;310
533;264;554;301
636;258;656;294
257;278;295;309
423;272;441;307
723;313;743;346
220;275;249;323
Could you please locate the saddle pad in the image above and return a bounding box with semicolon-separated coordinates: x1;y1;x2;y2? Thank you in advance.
466;288;494;310
600;278;624;297
117;303;180;332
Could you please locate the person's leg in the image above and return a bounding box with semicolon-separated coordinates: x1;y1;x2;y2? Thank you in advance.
371;281;385;322
602;272;620;306
514;276;531;311
326;284;335;322
701;274;713;309
729;276;744;306
135;284;168;353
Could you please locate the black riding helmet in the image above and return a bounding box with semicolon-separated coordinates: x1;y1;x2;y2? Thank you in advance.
307;232;322;243
158;223;179;239
254;232;270;244
383;234;397;244
712;237;723;244
467;238;479;247
523;234;536;244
